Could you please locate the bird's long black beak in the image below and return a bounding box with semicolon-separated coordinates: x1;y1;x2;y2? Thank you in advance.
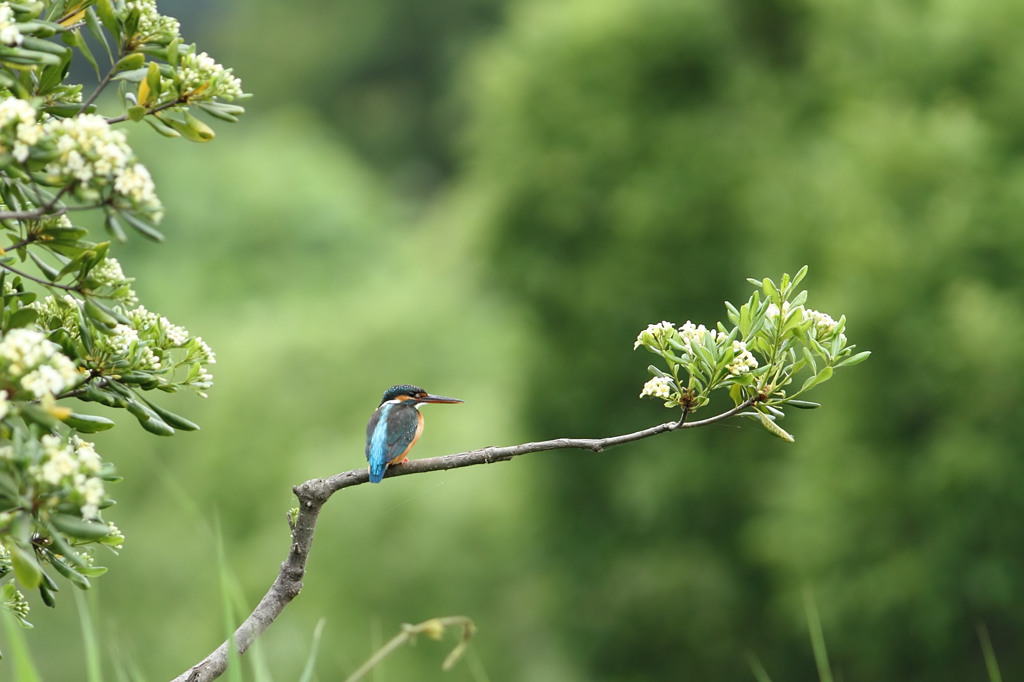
418;393;463;404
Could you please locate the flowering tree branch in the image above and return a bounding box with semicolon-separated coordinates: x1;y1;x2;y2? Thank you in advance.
174;268;873;681
171;398;758;682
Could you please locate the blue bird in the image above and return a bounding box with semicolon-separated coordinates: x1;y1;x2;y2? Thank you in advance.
365;384;462;483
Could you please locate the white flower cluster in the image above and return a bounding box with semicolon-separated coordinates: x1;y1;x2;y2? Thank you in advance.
42;114;163;219
0;328;80;401
727;340;758;376
124;0;180;41
122;305;215;391
89;257;139;305
634;320;676;349
176;50;245;100
677;320;724;355
0;97;42;163
765;301;792;321
639;376;673;399
805;308;845;344
0;3;23;46
30;434;107;519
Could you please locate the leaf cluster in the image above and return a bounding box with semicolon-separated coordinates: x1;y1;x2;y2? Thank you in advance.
635;267;870;441
0;0;243;633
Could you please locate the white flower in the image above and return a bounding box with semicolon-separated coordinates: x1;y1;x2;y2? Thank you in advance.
177;50;244;100
78;477;105;519
0;329;80;398
0;4;23;46
38;437;78;485
805;308;845;343
72;436;102;473
124;0;180;39
727;340;759;376
634;321;675;349
42;114;163;218
640;376;674;399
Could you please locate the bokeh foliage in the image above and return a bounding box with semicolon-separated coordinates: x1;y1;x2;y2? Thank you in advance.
3;0;1024;680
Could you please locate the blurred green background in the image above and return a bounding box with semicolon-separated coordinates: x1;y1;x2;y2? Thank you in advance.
5;0;1024;679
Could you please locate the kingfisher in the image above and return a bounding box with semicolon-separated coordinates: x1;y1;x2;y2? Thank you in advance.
365;384;463;483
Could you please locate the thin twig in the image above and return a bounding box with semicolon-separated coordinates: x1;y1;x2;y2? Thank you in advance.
171;397;758;682
79;60;123;116
0;261;80;291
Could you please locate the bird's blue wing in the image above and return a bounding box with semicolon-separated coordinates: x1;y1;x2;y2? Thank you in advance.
365;404;420;483
366;404;391;483
384;406;420;460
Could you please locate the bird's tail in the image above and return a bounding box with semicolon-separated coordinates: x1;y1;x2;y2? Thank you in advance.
368;460;386;484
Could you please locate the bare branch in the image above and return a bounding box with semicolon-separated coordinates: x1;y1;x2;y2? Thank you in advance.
171;397;757;682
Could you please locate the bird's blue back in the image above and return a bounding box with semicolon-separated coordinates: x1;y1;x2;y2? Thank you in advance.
365;401;420;483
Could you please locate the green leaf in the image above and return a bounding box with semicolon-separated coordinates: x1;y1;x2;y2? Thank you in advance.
0;44;62;66
119;210;164;241
143;59;161;104
124;397;175;436
790;265;809;290
126;104;146;121
837;350;871;368
143;398;200;431
48;553;91;590
647;364;671;379
196;100;246;123
801;345;817;374
36;48;70;93
50;514;112;541
19;36;69;57
10;544;42;589
26;250;59;280
38;581;56;607
69;28;99;78
757;410;795;443
762;277;781;306
84;7;112;63
76;566;108;578
799;366;834;393
0;472;21;503
103;211;127;241
83;298;117;328
142;113;181;138
7;306;37;329
62;411;116;433
94;0;118;40
785;399;821;409
164;110;216;142
114;52;145;72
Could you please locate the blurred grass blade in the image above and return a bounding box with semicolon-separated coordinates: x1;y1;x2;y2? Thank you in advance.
1;608;42;681
298;618;327;682
803;588;833;682
744;652;773;682
73;589;103;682
978;623;1002;682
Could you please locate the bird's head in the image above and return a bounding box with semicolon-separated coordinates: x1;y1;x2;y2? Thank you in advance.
379;384;463;407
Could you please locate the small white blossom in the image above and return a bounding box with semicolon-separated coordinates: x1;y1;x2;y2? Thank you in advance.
640;376;674;399
78;477;105;519
72;436;102;473
124;0;180;39
805;308;845;344
176;50;244;100
162;317;189;346
0;329;80;399
727;340;759;376
0;4;23;46
634;321;675;349
42;114;162;218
